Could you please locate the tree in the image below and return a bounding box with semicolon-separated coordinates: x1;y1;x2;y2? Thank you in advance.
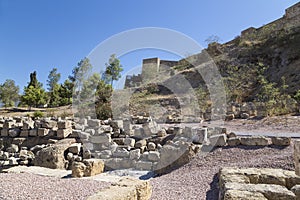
69;57;92;92
104;54;123;86
21;71;48;109
58;80;73;106
22;86;48;109
47;68;61;107
47;68;61;91
205;35;221;45
95;80;113;119
0;79;20;108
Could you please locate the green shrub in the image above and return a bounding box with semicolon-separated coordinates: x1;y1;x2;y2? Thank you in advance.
33;110;44;119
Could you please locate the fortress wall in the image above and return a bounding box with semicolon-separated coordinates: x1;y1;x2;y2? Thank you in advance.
141;58;160;84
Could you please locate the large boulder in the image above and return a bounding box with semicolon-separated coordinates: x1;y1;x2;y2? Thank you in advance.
72;159;105;178
34;138;76;169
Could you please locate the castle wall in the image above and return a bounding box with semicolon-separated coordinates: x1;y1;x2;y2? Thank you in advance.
285;2;300;19
141;58;160;84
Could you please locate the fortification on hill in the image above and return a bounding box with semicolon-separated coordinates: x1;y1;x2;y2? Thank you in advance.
124;2;300;90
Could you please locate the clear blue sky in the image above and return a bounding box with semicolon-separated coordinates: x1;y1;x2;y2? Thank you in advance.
0;0;299;91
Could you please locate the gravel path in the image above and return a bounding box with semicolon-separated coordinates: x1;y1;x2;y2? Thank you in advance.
150;142;294;200
0;173;111;200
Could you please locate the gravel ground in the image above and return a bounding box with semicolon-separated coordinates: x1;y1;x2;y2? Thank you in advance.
150;142;294;200
0;173;111;200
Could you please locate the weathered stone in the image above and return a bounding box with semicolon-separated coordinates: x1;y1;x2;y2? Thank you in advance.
209;134;227;146
90;134;111;144
240;136;269;146
124;138;135;148
57;120;72;129
87;177;152;200
37;128;49;136
68;143;81;155
113;138;125;145
291;185;300;200
83;149;92;159
97;125;113;134
135;161;153;171
8;157;18;166
1;128;9;137
0;151;9;160
113;149;130;158
57;128;72;139
41;119;57;129
87;119;101;127
20;130;29;137
192;128;207;144
227;137;241;146
224;190;267;200
22;121;34;130
104;158;135;170
83;159;105;176
129;149;141;160
29;129;37;137
147;142;156;151
227;132;237;138
7;144;19;153
148;151;160;162
34;139;75;169
157;129;167;137
240;112;250;119
4;120;16;129
135;139;147;148
223;183;296;200
295;140;300;176
272;137;291;146
72;161;86;178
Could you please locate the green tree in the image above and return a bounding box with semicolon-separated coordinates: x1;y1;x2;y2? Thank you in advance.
95;80;113;119
22;86;48;109
0;79;20;108
47;68;61;91
21;71;48;109
58;80;73;106
104;54;123;86
47;68;61;107
69;57;92;91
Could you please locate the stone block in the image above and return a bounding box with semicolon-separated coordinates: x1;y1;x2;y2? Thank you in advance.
192;128;207;144
135;161;153;171
124;138;135;147
129;149;141;160
209;134;227;147
1;129;9;137
240;136;269;146
29;129;37;137
57;128;72;139
113;149;130;158
41;119;57;129
271;137;291;146
135;139;147;148
83;159;105;177
57;120;72;129
3;120;16;129
227;137;241;146
38;128;49;136
20;130;29;137
87;119;101;127
295;140;300;176
90;134;111;144
148;151;160;162
22;121;34;130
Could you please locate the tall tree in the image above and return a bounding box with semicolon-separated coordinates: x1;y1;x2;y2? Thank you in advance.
47;68;61;91
0;79;20;108
104;54;123;86
21;71;48;109
47;68;61;107
69;57;92;92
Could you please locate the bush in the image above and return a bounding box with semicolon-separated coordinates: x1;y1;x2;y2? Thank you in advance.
33;110;44;119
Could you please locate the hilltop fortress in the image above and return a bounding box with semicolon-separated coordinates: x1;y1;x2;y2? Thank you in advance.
124;2;300;89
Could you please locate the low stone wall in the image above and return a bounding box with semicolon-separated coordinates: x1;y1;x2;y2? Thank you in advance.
0;116;292;175
219;167;300;200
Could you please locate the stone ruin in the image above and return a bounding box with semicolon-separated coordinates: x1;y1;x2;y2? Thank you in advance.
0;115;293;178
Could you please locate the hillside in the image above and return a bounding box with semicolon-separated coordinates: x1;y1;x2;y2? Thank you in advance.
123;4;300;120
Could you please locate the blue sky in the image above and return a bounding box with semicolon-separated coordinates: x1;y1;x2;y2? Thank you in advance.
0;0;299;91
